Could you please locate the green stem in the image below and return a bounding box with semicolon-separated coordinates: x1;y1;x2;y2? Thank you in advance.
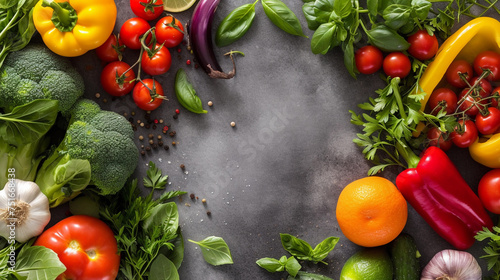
0;8;20;42
395;141;421;169
42;0;71;27
392;78;408;120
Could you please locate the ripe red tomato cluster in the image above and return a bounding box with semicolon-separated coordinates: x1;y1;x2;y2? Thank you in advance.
97;0;185;111
355;30;438;78
426;50;500;151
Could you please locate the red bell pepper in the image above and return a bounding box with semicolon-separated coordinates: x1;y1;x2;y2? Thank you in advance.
396;146;493;250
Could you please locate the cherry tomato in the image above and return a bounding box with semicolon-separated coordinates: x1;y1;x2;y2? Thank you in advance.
130;0;163;21
450;119;478;148
141;44;172;76
428;87;457;115
427;127;453;151
34;215;120;280
473;50;500;81
469;76;492;97
95;34;125;62
383;52;411;79
445;60;473;88
101;61;136;96
458;88;487;116
120;17;151;50
491;86;500;108
478;169;500;214
407;30;439;61
155;16;185;48
354;45;383;75
133;79;165;111
475;107;500;135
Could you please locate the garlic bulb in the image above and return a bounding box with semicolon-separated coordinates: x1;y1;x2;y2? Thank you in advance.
0;179;51;243
421;249;481;280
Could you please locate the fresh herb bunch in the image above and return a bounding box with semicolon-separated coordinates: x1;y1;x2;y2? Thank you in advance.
100;162;187;280
475;226;500;280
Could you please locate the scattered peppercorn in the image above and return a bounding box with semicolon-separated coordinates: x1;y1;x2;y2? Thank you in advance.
202;198;207;203
159;119;164;124
208;101;213;107
148;134;154;139
131;111;136;116
173;115;178;120
146;146;151;151
139;135;144;141
145;124;150;129
194;64;199;69
140;145;145;149
206;211;211;216
129;117;134;123
95;93;101;99
158;141;163;146
180;164;185;170
172;141;176;146
189;193;195;199
164;145;169;151
148;139;154;145
163;125;169;131
175;109;180;114
102;98;108;103
157;135;162;140
152;143;158;149
154;119;159;124
123;112;128;118
230;121;236;127
140;123;145;127
141;151;146;156
169;131;176;137
186;59;191;65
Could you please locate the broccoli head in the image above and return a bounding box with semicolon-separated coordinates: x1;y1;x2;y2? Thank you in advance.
36;99;139;206
0;44;84;113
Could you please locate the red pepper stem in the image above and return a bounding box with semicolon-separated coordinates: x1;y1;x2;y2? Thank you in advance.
395;141;421;169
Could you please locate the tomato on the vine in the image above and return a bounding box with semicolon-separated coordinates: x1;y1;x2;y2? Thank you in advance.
95;34;125;62
475;107;500;135
155;16;185;48
458;88;487;116
130;0;164;21
383;52;411;79
473;50;500;81
427;127;453;151
101;61;136;96
450;119;478;148
354;45;383;75
428;87;457;115
491;86;500;108
407;30;439;61
133;79;165;111
478;169;500;214
141;44;172;76
120;17;151;50
469;76;492;97
445;60;473;88
34;215;120;280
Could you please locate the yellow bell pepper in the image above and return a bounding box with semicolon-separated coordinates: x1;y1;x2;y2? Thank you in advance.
415;17;500;168
33;0;117;57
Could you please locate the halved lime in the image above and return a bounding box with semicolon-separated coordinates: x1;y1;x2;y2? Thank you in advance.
163;0;197;13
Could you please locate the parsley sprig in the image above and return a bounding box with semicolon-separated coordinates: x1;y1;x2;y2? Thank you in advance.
475;226;500;280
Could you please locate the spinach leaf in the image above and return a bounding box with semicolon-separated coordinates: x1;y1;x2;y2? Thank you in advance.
143;202;179;237
262;0;307;38
302;2;319;30
0;99;59;145
310;22;336;54
287;271;334;280
188;236;233;266
174;68;207;114
149;254;179;280
256;256;301;277
14;246;67;280
366;25;410;52
280;233;313;260
216;0;258;47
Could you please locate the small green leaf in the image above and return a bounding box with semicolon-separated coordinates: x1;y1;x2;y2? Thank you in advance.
383;4;411;30
280;233;313;260
311;236;339;262
144;161;169;189
366;0;379;16
216;0;258;47
313;0;334;23
149;254;180;280
188;236;233;266
287;271;334;280
285;256;301;277
14;246;67;279
175;68;207;114
411;0;431;21
256;257;283;273
302;2;320;30
366;25;410;52
143;202;179;237
333;0;352;18
262;0;308;38
342;38;356;78
161;227;184;270
311;22;336;54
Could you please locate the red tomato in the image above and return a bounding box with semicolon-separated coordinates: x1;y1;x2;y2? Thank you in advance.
478;169;500;214
141;44;172;76
428;87;457;115
473;50;500;81
407;30;439;61
491;86;500;108
354;45;383;75
130;0;164;21
95;34;125;62
155;16;185;48
469;76;492;97
427;127;453;151
383;52;411;79
458;88;487;116
34;215;119;280
120;17;151;49
133;79;165;110
445;60;473;88
101;61;136;96
450;119;478;148
475;107;500;135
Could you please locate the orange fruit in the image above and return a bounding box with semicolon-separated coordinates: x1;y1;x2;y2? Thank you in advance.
336;176;407;247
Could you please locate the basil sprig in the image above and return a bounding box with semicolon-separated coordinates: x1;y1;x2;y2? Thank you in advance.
174;68;207;114
216;0;259;47
257;256;301;277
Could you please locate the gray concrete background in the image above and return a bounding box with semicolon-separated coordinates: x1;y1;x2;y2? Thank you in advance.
72;0;500;279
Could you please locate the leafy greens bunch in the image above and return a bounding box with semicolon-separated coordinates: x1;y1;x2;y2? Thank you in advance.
475;226;500;280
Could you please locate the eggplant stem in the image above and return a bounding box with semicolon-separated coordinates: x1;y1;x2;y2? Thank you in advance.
207;52;237;79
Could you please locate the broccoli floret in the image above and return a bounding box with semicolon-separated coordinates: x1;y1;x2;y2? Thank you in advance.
36;99;139;206
0;44;84;113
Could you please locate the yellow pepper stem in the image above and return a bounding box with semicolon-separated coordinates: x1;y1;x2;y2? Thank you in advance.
41;0;78;32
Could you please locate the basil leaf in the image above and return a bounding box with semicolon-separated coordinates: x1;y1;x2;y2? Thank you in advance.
383;4;410;30
161;227;184;270
287;271;334;280
313;0;334;23
188;236;233;266
311;22;336;54
311;236;339;261
285;256;301;277
280;233;313;260
143;202;179;237
256;257;284;273
149;254;179;280
342;38;356;79
302;2;319;30
366;25;410;52
333;0;352;19
0;0;17;9
302;0;315;2
262;0;307;38
366;0;379;16
0;99;59;145
174;68;207;114
14;246;66;279
410;0;431;21
216;0;258;47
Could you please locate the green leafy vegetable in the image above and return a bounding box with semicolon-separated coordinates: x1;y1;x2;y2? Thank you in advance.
280;234;339;264
262;0;307;38
287;271;334;280
175;68;207;114
188;236;234;266
216;0;259;47
475;226;500;280
149;254;180;280
144;161;169;189
256;255;301;277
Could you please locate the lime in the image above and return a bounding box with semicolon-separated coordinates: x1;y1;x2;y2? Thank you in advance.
340;247;393;280
163;0;197;13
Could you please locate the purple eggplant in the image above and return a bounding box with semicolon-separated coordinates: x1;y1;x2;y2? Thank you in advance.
189;0;236;79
